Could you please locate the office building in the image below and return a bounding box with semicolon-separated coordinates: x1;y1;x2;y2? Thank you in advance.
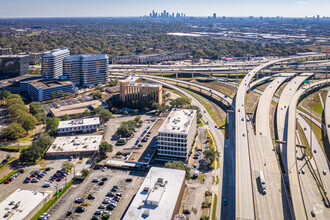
120;76;162;108
0;189;50;220
63;54;108;87
157;108;197;161
123;167;185;220
20;52;42;65
57;117;100;135
41;48;70;79
46;135;102;158
28;78;76;101
0;48;13;55
0;55;29;79
213;13;216;19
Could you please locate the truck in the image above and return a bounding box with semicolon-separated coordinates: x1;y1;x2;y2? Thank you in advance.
194;170;199;178
259;171;266;194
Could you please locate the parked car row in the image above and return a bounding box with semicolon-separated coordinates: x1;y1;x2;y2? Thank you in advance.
43;169;69;187
24;170;48;184
3;169;24;184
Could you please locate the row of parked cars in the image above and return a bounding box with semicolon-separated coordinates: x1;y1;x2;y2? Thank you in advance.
3;169;24;184
133;126;153;149
43;169;69;187
23;168;50;184
193;148;203;160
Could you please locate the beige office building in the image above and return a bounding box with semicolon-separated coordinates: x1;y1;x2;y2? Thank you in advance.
120;76;162;108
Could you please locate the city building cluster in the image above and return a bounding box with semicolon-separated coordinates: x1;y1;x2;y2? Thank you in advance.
144;10;187;19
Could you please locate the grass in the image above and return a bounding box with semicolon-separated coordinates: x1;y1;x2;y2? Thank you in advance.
215;176;219;185
211;194;218;220
116;140;127;146
0;157;17;171
198;174;206;184
0;145;29;152
31;179;75;220
297;123;310;156
163;88;185;97
17;131;33;143
0;169;23;184
302;116;324;150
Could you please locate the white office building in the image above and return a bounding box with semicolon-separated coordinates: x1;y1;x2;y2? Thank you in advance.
63;54;108;87
57;117;100;135
157;108;197;161
41;48;70;79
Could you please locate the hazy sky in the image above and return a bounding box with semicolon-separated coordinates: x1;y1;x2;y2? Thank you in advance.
0;0;329;18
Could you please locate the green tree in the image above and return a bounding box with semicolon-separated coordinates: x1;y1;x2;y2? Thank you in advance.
165;161;191;179
99;142;113;159
62;114;70;121
95;107;112;123
203;149;216;165
0;91;11;100
30;102;47;123
170;96;191;107
46;118;60;135
62;161;74;171
84;109;90;117
93;91;102;100
81;168;89;178
22;119;36;132
1;123;26;140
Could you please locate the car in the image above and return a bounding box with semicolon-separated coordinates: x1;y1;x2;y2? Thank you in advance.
25;177;31;180
102;167;107;172
75;198;83;203
19;169;24;174
75;206;85;213
142;138;148;142
301;169;305;174
102;177;108;181
45;167;51;171
94;210;103;215
67;207;75;216
260;131;262;135
107;205;115;210
193;164;197;168
103;211;111;218
116;193;122;197
126;178;133;182
103;199;111;204
92;178;99;183
31;178;39;183
206;121;209;125
113;197;120;202
98;204;107;209
314;149;317;153
107;192;115;197
99;181;105;186
242;133;245;137
183;209;191;215
43;182;51;187
91;215;99;220
193;156;199;160
323;170;327;175
109;202;117;207
223;198;228;206
111;188;118;192
241;117;244;121
88;194;96;200
304;127;307;131
4;180;10;184
311;211;316;217
215;125;218;128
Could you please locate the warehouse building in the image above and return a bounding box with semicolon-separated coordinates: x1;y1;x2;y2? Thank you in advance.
41;48;70;79
27;78;76;101
123;167;186;220
0;189;50;220
0;55;29;79
45;135;102;158
57;117;100;135
120;76;162;108
157;108;197;161
63;54;108;87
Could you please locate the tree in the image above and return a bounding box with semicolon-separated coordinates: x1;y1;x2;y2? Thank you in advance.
117;123;132;137
62;161;74;171
108;78;119;87
84;109;90;117
22;119;36;132
162;92;171;100
81;168;89;178
133;109;138;115
62;114;70;121
165;161;191;179
0;91;11;100
95;107;112;123
99;142;113;159
1;123;25;140
30;102;47;123
46;118;60;135
170;96;191;107
93;92;102;100
203;149;216;165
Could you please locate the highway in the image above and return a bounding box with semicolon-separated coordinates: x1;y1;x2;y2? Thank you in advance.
326;89;330;146
286;79;329;220
276;73;314;170
253;73;293;219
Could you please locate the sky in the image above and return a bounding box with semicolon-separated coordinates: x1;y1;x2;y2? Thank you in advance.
0;0;329;18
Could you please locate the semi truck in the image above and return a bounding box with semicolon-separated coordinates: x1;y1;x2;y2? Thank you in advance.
259;171;266;194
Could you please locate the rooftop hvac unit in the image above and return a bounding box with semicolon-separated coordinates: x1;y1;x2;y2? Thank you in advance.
143;187;150;192
142;209;150;216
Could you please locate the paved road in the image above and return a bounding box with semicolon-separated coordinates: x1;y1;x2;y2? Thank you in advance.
326;89;330;145
287;79;329;220
253;74;293;219
276;73;314;170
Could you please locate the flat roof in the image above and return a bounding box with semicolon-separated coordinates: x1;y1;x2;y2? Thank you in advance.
120;76;141;83
29;78;74;89
129;83;161;87
64;54;108;62
42;48;69;57
49;100;102;118
0;74;41;87
0;189;50;220
158;108;196;134
58;117;100;129
0;55;29;58
123;167;185;220
46;135;102;154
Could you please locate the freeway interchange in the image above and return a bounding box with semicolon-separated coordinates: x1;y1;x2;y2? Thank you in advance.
112;54;330;219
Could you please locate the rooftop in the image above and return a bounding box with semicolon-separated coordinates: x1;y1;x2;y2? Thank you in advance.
120;76;142;83
49;100;102;118
158;108;196;134
29;78;74;89
46;135;102;154
129;82;161;87
123;167;185;220
0;74;41;87
0;55;29;58
0;189;50;220
42;48;69;57
58;117;100;129
64;54;108;62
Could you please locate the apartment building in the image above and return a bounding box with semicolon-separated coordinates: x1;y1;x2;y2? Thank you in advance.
157;108;197;161
41;48;70;79
0;55;29;79
63;54;108;87
120;76;162;108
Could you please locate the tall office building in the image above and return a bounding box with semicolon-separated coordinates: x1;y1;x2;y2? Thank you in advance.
63;54;108;87
213;13;216;19
0;55;29;79
41;48;70;79
0;48;13;55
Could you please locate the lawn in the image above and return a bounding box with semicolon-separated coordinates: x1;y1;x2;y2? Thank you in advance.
212;194;218;220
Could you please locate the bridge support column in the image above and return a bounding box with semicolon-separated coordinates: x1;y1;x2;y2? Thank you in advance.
176;72;178;79
161;72;163;77
192;72;194;79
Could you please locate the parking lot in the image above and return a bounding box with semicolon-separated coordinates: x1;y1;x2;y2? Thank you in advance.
0;158;90;203
42;94;94;114
47;168;145;220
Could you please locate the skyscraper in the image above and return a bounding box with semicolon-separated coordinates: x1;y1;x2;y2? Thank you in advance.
0;55;29;79
63;54;108;87
41;48;70;79
213;13;216;19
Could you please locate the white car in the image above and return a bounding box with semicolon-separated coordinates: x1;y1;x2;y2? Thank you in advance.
43;182;51;187
323;170;326;175
92;178;99;183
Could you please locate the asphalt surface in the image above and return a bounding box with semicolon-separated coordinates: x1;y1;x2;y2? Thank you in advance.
326;89;330;146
